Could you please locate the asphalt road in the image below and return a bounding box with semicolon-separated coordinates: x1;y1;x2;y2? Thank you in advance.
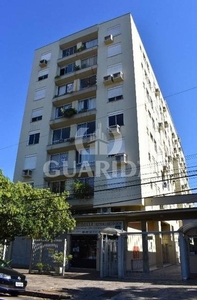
0;296;41;300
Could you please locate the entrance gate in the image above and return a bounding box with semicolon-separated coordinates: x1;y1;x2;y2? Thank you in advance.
102;236;118;277
100;228;125;278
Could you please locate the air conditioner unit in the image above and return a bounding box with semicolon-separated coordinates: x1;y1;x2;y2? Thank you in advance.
155;88;160;97
39;59;47;68
103;74;113;85
115;153;128;164
22;169;32;178
104;34;113;45
113;71;124;82
108;124;121;135
164;121;169;128
100;207;111;213
163;165;168;172
158;122;163;131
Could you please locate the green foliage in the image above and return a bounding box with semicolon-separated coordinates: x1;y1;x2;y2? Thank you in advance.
0;170;76;244
36;262;44;271
73;180;94;199
52;251;73;266
61;107;77;118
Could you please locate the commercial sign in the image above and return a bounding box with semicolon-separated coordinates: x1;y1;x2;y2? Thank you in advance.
70;221;124;235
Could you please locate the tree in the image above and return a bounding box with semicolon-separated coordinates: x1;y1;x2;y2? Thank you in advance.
0;170;75;244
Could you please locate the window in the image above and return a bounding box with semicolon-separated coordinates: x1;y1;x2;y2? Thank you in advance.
108;138;125;156
81;56;97;69
107;25;121;36
107;63;122;75
76;121;95;137
28;131;40;145
24;155;37;170
78;98;96;112
31;108;43;122
107;43;122;57
55;104;71;118
84;38;98;49
80;75;96;89
60;63;75;76
34;88;46;101
50;181;66;193
108;113;124;127
58;82;73;96
40;52;51;61
50;153;68;170
62;46;76;58
52;127;70;143
76;148;95;165
108;86;123;102
38;69;49;81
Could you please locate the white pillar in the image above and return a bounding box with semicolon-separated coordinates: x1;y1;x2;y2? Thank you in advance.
100;234;104;278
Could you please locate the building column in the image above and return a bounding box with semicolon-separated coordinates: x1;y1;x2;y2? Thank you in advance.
154;221;163;268
99;234;104;278
118;235;124;278
141;220;149;273
179;233;190;280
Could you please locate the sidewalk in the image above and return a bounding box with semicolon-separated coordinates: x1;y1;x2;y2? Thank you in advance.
20;266;197;299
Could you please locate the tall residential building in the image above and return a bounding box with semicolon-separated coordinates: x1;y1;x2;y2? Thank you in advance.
13;13;190;270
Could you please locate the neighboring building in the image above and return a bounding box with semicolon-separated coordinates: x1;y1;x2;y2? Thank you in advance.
13;13;191;271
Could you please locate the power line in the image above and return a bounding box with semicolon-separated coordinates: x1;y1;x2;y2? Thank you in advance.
164;85;197;99
9;170;197;204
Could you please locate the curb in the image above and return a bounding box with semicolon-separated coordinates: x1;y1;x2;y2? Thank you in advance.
21;290;71;299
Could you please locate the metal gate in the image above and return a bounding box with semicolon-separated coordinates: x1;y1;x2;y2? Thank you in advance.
102;236;118;277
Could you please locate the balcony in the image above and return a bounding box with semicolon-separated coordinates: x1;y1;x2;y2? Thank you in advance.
46;138;76;154
54;65;97;86
57;46;98;67
52;86;97;106
44;163;95;182
49;109;96;129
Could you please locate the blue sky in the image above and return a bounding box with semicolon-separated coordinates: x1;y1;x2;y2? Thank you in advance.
0;0;197;190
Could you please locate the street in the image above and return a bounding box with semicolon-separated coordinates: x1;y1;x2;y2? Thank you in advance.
0;296;41;300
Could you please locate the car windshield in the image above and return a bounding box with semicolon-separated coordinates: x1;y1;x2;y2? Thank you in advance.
0;259;11;268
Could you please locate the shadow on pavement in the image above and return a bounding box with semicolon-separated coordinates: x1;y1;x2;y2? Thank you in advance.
60;285;197;300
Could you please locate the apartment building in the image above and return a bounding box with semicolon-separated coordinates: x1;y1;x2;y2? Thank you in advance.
13;13;190;270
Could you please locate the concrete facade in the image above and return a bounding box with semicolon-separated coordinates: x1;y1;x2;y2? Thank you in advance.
13;13;192;270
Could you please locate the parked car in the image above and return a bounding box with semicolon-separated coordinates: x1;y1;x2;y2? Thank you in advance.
0;259;27;296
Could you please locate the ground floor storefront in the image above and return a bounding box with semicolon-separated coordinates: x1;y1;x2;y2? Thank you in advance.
8;207;197;280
